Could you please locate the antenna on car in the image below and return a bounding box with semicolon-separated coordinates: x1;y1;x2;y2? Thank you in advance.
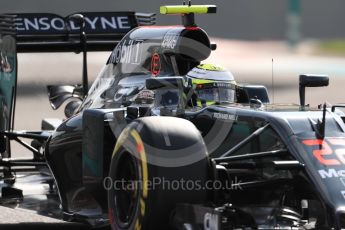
183;0;195;26
272;58;275;104
319;103;327;139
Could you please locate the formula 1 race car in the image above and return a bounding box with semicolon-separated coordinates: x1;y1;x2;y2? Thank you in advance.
1;3;345;230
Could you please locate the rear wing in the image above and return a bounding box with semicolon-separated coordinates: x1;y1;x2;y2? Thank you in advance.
4;12;156;53
0;11;155;133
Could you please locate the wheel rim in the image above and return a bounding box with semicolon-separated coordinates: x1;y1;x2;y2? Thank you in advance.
113;152;139;228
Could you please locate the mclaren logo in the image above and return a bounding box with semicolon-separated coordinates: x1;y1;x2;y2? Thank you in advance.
318;168;345;179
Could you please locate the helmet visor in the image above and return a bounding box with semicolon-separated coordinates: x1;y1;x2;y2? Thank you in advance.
196;83;236;104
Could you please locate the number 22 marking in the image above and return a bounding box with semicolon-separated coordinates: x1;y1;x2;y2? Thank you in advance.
302;138;345;165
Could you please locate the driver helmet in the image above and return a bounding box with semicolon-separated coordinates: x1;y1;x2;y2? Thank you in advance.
186;64;236;107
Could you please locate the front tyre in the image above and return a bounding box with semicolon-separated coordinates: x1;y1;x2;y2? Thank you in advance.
108;117;210;230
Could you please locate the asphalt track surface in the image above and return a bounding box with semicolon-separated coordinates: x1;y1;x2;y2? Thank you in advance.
4;39;345;228
0;206;91;229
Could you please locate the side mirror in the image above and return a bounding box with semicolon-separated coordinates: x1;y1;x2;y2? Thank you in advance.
64;100;82;118
236;84;270;104
47;85;83;110
299;74;329;109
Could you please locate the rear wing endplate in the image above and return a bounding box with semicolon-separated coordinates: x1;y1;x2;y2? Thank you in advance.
0;15;17;136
